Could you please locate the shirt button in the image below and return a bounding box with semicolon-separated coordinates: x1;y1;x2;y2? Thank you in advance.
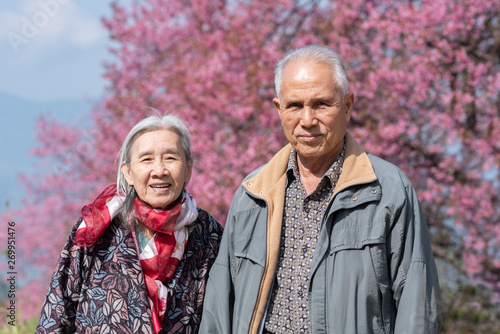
352;196;358;201
371;189;377;194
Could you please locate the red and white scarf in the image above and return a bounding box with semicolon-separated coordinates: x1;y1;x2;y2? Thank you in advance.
75;185;198;333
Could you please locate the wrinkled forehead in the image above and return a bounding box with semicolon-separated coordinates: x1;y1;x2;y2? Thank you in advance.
128;128;184;157
281;59;343;97
283;58;337;81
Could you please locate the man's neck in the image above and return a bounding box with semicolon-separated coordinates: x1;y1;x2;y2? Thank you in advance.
297;151;339;195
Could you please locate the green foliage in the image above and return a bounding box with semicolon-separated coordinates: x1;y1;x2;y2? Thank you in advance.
441;282;500;333
0;312;38;334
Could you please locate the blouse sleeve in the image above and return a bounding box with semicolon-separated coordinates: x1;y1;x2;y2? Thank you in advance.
36;218;87;333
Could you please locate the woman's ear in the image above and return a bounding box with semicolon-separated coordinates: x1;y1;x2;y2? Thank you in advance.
185;160;193;185
121;162;134;186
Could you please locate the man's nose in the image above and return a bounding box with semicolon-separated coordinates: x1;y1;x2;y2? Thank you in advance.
300;106;318;127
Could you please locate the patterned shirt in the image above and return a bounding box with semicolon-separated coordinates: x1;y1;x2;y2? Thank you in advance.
265;140;345;333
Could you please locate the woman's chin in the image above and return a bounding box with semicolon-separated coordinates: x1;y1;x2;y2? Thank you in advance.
141;194;181;210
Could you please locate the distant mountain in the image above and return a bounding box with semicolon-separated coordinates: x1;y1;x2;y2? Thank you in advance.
0;92;96;211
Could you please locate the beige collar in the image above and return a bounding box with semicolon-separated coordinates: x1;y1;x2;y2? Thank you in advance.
243;131;376;198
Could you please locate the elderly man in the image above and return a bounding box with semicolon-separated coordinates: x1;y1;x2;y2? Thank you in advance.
200;44;442;333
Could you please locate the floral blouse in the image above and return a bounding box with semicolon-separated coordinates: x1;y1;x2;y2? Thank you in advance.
36;208;223;334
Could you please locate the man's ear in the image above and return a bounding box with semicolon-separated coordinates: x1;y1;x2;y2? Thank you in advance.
344;92;354;122
273;97;282;115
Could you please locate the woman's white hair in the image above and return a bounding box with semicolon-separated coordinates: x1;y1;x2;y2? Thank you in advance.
116;112;193;197
274;44;349;99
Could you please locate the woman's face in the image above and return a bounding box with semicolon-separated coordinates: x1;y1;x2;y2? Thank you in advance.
121;129;192;210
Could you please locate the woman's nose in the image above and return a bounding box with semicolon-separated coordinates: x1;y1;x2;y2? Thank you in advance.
151;160;168;177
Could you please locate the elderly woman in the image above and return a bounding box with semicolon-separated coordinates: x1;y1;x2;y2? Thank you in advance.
36;114;223;334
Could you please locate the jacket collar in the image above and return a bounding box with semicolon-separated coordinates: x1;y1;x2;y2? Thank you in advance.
243;131;377;197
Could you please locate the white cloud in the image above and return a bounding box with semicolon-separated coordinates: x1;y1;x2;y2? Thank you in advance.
0;1;112;100
1;0;105;54
69;16;104;47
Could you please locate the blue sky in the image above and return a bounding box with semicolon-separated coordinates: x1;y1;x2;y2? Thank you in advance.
0;1;129;211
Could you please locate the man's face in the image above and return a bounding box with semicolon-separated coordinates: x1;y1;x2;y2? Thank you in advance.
274;59;353;171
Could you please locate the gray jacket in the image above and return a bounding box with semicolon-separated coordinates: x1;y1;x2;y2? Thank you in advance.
200;132;442;333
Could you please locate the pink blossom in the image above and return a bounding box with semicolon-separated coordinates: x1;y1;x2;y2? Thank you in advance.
2;0;500;320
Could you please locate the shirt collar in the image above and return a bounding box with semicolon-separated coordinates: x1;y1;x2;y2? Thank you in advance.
286;137;346;187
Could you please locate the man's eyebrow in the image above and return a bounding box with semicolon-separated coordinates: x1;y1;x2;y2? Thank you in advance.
312;97;334;102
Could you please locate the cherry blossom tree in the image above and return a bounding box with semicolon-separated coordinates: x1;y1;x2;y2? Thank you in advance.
2;0;499;330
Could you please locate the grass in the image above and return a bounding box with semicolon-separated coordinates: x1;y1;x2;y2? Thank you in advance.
0;310;38;334
0;319;37;334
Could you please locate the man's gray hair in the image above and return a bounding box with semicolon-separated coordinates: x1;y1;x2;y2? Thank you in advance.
116;113;192;219
274;44;349;99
